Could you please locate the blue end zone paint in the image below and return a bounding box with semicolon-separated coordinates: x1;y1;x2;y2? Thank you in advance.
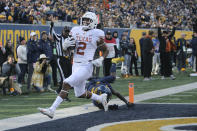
9;104;197;131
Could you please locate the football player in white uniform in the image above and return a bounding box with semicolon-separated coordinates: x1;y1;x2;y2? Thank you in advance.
38;12;109;118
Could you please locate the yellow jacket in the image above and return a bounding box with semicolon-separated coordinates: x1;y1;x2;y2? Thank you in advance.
31;61;52;89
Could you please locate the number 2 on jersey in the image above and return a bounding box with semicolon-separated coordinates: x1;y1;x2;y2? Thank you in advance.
77;42;86;55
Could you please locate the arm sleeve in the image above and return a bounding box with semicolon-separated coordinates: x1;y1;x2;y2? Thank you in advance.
34;62;44;73
158;27;162;39
2;63;10;75
49;23;61;41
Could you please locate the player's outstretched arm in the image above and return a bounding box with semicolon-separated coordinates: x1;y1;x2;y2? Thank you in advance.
110;88;133;108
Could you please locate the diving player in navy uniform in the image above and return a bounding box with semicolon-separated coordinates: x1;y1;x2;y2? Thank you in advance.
86;57;134;110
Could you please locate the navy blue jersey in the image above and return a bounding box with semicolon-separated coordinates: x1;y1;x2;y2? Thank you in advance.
86;75;115;92
86;76;115;109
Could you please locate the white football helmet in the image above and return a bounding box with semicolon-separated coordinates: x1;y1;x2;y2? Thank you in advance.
80;12;98;30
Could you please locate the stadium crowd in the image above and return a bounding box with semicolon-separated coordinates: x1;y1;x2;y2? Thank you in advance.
0;0;197;30
0;0;197;96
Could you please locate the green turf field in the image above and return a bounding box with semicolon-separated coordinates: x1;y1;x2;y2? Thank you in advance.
143;88;197;103
0;69;197;119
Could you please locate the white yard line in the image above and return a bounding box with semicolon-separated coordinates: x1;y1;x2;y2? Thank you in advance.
0;82;197;130
170;94;193;97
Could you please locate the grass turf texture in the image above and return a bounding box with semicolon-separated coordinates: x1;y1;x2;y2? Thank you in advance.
0;69;197;119
143;88;197;103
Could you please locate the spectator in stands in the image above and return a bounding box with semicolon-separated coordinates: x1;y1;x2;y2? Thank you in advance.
176;33;187;71
17;37;27;86
0;43;6;72
121;37;133;78
139;32;146;76
143;30;155;81
157;21;177;80
39;31;53;60
0;0;196;30
104;30;116;76
27;32;40;93
129;37;139;76
113;31;120;54
2;55;21;95
120;35;130;77
31;54;52;92
48;35;58;87
5;39;14;60
152;36;160;75
191;32;197;72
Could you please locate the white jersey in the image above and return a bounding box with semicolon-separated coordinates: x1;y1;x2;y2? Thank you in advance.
70;26;105;63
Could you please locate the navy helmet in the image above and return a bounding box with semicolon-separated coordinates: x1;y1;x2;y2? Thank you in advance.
91;84;112;109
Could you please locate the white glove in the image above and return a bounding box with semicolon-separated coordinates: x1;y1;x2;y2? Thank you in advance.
92;57;104;67
63;36;76;50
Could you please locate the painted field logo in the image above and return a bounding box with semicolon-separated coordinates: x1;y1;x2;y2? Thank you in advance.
87;117;197;131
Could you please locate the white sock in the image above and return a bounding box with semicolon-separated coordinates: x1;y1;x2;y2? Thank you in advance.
49;96;63;112
91;93;102;102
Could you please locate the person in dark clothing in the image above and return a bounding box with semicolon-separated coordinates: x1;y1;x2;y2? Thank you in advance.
38;31;54;91
27;32;40;92
39;31;53;60
5;39;14;60
87;57;133;110
139;32;146;76
120;35;130;77
121;37;132;77
2;55;21;95
50;17;72;94
0;44;6;72
176;33;187;71
143;30;154;81
129;37;139;76
48;35;58;87
191;32;197;72
157;22;176;80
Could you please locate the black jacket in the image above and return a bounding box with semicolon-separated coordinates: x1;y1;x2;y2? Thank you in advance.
158;27;176;53
0;47;6;66
120;39;129;56
143;36;154;56
191;36;197;56
139;37;145;56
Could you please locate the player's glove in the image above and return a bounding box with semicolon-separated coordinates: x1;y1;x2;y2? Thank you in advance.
92;56;104;67
63;36;76;51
